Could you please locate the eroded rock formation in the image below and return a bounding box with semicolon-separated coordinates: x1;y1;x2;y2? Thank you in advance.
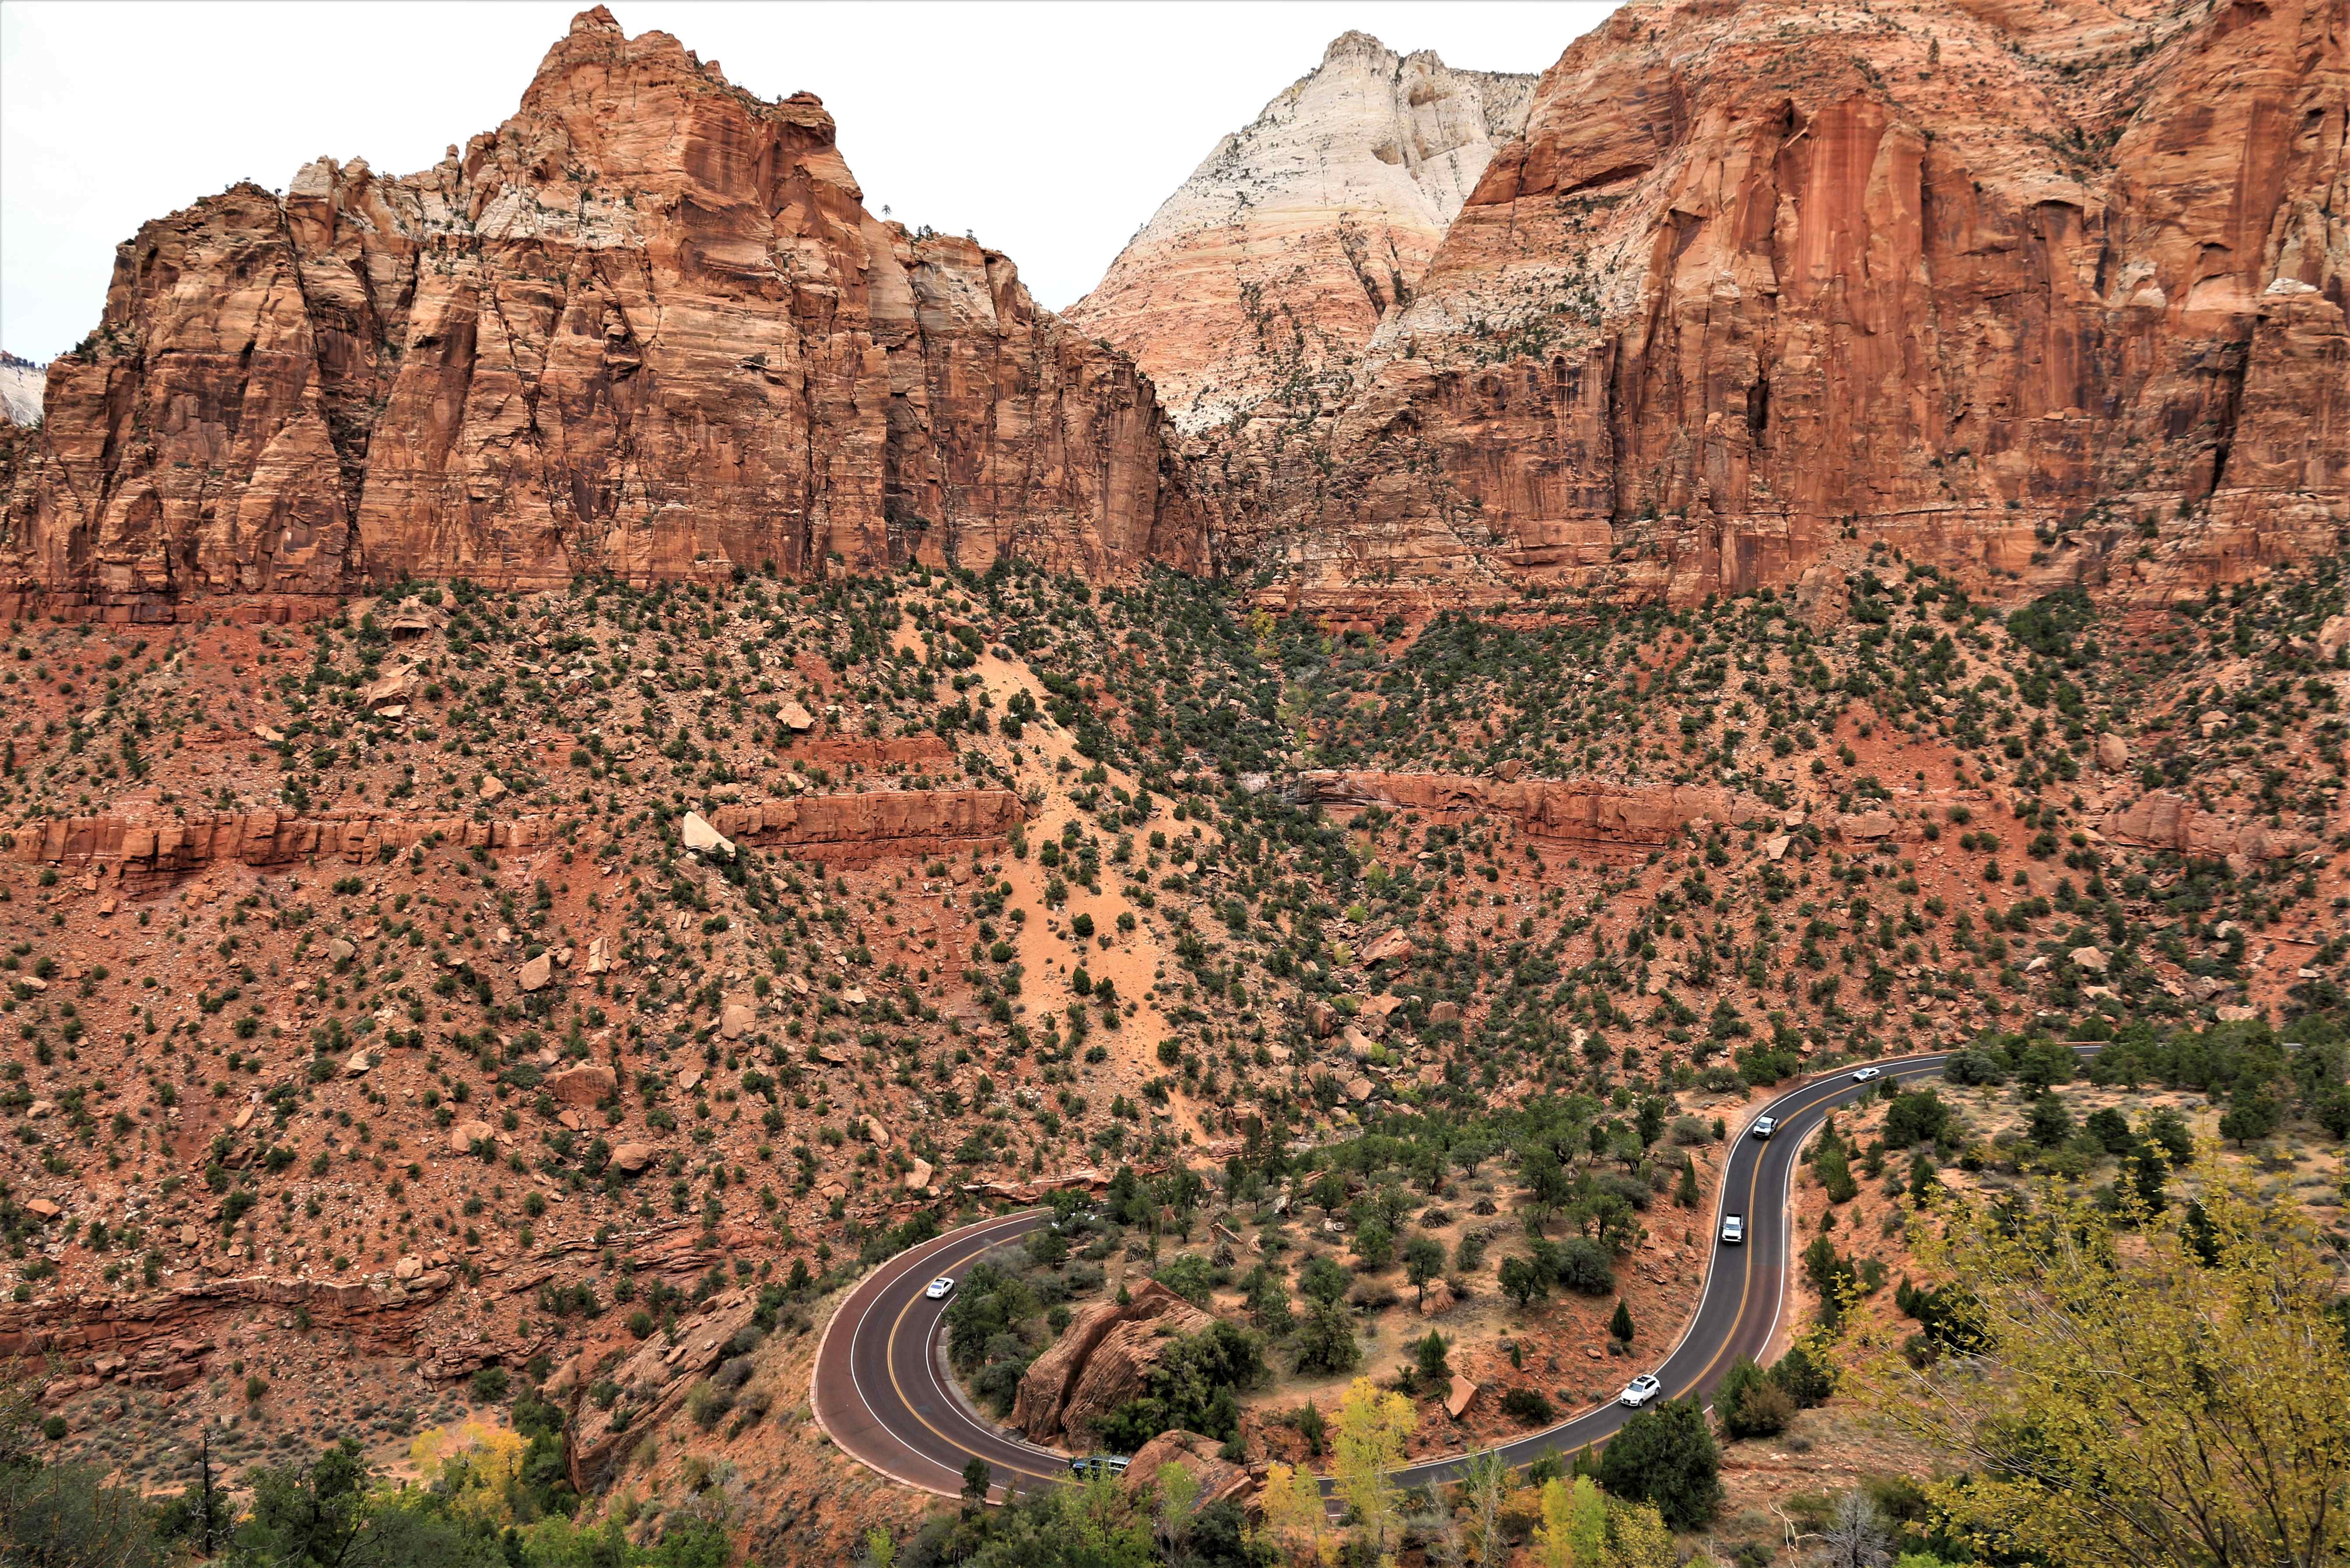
1289;770;1761;852
1010;1279;1210;1444
0;7;1210;618
1208;0;2348;610
9;788;1022;891
1066;33;1532;434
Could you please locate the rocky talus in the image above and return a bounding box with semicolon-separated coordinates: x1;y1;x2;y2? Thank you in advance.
1208;0;2348;611
1066;32;1532;435
0;7;1210;619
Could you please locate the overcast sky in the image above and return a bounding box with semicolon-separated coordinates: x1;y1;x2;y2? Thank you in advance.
0;1;1612;363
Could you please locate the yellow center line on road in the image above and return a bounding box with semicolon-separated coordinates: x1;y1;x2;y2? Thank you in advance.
881;1225;1071;1493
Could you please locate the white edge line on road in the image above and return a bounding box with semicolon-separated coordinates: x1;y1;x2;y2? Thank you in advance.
824;1050;2102;1500
811;1208;1041;1497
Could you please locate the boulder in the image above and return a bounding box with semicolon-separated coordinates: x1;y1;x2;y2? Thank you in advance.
780;701;817;733
448;1119;495;1154
720;1001;755;1039
327;937;356;962
1419;1279;1457;1318
545;1064;616;1107
2069;946;2108;974
1445;1374;1478;1420
904;1158;935;1192
1838;810;1896;841
1119;1431;1257;1510
585;936;614;975
608;1143;658;1176
518;953;553;992
680;811;734;855
479;774;508;802
2094;733;2131;772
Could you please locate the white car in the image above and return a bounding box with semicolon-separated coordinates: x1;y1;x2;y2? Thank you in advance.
924;1276;956;1300
1750;1116;1778;1140
1720;1214;1744;1245
1619;1374;1663;1408
1851;1066;1883;1082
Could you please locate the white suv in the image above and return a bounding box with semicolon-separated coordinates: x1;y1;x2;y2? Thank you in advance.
1618;1374;1662;1408
1750;1116;1778;1140
1720;1214;1744;1245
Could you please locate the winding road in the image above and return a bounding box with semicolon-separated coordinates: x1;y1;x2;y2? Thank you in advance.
810;1048;2095;1501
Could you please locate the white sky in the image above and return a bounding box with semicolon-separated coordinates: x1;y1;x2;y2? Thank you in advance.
0;1;1613;363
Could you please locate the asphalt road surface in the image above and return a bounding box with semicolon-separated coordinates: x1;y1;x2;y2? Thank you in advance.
810;1048;2096;1502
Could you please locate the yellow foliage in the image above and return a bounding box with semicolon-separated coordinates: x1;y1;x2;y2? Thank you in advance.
1851;1153;2350;1568
1533;1475;1606;1568
1332;1378;1416;1561
409;1419;527;1524
1257;1462;1335;1566
1603;1499;1676;1568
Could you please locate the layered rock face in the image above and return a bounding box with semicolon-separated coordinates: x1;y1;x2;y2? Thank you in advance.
11;787;1022;891
1009;1279;1210;1443
1226;0;2348;610
0;7;1209;617
1067;33;1533;439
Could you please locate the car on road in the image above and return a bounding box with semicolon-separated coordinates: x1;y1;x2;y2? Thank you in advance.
1851;1066;1883;1082
924;1276;956;1300
1720;1214;1744;1245
1750;1116;1778;1140
1068;1455;1130;1479
1618;1374;1663;1408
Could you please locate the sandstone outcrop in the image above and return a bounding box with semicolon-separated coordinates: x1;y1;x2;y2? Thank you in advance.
567;1287;761;1489
0;7;1210;619
1195;0;2348;610
8;787;1022;892
1119;1431;1258;1509
7;808;557;891
706;788;1024;860
1010;1279;1211;1444
1067;33;1533;434
2102;790;2318;863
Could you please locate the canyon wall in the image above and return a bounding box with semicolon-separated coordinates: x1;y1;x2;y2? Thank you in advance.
1215;0;2348;611
0;7;1212;619
1066;32;1533;435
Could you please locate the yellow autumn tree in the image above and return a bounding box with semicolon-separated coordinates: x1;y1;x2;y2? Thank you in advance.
1332;1378;1417;1561
1533;1474;1607;1568
1850;1152;2350;1568
1603;1499;1677;1568
1257;1461;1335;1566
409;1420;526;1525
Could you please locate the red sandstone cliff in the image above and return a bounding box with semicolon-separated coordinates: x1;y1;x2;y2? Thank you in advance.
0;8;1211;617
1206;0;2348;610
